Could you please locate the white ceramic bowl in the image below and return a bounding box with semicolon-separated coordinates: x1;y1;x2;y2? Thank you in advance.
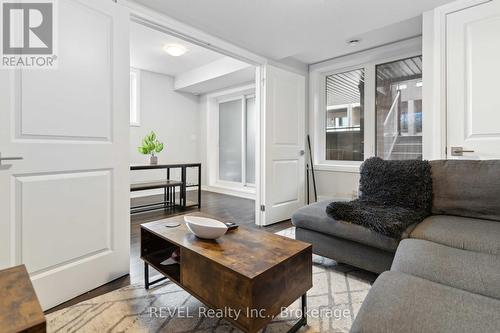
184;216;228;239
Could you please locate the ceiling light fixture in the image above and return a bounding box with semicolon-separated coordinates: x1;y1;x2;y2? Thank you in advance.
163;44;187;57
347;39;361;47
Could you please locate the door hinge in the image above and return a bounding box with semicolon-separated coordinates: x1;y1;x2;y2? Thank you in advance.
260;205;265;212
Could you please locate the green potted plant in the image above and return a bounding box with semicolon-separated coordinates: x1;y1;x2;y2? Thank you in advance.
138;131;164;165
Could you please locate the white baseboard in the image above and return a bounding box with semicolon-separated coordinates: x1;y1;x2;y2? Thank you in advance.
202;185;255;200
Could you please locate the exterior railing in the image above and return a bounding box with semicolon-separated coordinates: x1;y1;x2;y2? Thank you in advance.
383;91;401;159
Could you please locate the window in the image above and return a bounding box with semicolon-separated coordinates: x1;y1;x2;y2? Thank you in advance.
325;69;365;161
375;56;422;160
311;39;422;168
130;68;140;126
218;95;256;186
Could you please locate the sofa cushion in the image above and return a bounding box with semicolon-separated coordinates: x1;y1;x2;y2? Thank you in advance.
292;200;401;252
430;159;500;221
410;215;500;255
392;239;500;299
350;271;500;333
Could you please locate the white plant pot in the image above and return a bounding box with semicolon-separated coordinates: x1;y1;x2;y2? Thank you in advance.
150;155;158;165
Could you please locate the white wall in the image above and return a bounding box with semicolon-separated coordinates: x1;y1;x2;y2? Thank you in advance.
130;70;200;194
422;9;445;160
308;169;360;202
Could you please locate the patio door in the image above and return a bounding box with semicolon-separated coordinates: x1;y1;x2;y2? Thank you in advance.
260;65;306;225
0;0;130;309
446;0;500;159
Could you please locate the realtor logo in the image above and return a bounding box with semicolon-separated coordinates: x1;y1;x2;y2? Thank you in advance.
1;0;57;68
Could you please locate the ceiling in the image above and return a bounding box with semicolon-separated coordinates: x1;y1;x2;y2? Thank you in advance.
130;21;255;94
132;0;455;64
130;21;224;76
177;66;256;95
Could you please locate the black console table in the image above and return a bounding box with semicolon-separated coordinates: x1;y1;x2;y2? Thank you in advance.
130;163;201;213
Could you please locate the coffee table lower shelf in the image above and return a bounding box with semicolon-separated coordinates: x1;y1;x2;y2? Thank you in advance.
143;261;308;333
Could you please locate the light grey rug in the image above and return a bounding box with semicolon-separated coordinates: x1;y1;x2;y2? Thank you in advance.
46;228;374;332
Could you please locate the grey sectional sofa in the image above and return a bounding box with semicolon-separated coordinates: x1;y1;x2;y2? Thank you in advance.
292;160;500;332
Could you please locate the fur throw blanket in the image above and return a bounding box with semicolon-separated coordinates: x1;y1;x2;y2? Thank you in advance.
326;157;433;239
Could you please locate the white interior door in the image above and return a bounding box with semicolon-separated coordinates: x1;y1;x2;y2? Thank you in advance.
0;0;130;310
260;65;306;225
446;0;500;159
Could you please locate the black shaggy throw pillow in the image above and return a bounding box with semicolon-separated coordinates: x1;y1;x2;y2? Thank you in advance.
326;157;433;239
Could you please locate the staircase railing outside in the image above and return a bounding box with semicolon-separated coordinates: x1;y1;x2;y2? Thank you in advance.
383;90;401;159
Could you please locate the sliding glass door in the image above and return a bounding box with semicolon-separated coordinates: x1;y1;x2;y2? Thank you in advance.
218;95;256;187
245;97;256;184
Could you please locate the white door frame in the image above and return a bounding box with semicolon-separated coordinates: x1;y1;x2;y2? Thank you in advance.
121;0;268;225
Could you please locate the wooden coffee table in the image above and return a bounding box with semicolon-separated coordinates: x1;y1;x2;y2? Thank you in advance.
141;216;312;333
0;265;46;333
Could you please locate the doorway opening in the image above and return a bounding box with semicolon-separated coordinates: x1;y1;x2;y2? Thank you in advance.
127;17;269;285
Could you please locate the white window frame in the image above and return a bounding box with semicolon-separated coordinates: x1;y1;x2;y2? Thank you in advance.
130;68;141;127
309;37;422;172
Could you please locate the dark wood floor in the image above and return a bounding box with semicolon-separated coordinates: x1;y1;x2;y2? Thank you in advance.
46;191;292;314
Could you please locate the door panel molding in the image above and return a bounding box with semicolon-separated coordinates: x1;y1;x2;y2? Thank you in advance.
15;0;114;142
14;169;113;274
271;160;300;206
464;16;500;139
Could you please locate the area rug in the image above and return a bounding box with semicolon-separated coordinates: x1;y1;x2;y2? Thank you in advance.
46;228;374;333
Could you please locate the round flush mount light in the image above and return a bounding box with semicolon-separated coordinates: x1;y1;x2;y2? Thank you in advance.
163;44;187;57
347;39;361;47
